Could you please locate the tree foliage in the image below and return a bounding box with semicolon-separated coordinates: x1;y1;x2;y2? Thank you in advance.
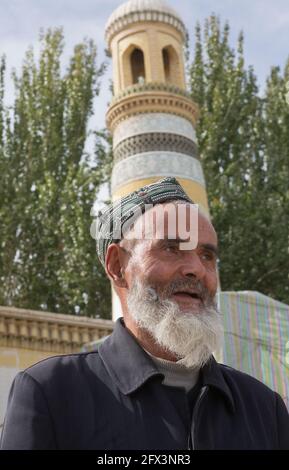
189;16;289;303
0;29;112;318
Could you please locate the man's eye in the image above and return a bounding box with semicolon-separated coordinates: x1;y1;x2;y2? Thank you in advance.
201;252;215;262
165;243;179;252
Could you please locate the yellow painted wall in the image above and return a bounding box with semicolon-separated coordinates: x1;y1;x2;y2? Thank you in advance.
0;346;57;371
111;22;185;95
0;347;59;424
156;29;185;86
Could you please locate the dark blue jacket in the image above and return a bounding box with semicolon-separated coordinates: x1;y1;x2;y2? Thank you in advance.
1;318;289;450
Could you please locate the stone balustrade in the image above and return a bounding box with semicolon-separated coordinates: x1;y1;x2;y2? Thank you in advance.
0;306;114;354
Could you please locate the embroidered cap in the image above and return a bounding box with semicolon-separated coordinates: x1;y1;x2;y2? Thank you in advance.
92;177;193;267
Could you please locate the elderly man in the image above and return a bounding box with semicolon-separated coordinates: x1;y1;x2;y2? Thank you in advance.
1;177;289;450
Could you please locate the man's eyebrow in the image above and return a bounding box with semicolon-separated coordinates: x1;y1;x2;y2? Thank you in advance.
155;238;219;255
156;237;189;243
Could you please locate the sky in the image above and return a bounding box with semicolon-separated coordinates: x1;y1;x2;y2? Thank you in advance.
1;0;289;131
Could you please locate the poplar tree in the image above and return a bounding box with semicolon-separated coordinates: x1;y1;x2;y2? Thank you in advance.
259;61;289;301
189;15;289;303
0;29;112;318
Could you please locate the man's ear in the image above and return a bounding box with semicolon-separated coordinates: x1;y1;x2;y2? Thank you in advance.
105;244;128;288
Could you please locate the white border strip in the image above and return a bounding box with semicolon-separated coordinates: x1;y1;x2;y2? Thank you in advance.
113;113;197;149
111;152;205;193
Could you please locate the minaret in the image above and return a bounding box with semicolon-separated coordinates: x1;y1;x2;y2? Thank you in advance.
105;0;210;319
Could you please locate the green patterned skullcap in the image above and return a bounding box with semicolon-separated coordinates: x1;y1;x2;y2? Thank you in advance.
92;177;193;267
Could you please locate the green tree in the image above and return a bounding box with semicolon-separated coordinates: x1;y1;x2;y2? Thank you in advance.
258;61;289;301
0;29;112;318
189;15;289;303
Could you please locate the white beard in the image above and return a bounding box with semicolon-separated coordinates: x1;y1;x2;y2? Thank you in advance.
127;279;224;369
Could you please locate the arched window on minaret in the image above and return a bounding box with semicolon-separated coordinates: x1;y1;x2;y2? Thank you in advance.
162;46;180;85
130;48;145;84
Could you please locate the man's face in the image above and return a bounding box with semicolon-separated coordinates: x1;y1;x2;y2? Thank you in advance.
124;202;218;311
122;203;223;368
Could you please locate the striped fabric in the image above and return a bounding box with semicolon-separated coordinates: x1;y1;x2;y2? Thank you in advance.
217;291;289;410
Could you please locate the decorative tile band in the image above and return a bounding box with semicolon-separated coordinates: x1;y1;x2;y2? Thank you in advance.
113;112;196;148
114;133;198;162
111;152;205;193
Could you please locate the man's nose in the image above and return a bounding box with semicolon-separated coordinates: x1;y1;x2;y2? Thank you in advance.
178;251;206;280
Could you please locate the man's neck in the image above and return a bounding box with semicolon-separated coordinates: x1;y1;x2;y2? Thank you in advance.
143;346;200;391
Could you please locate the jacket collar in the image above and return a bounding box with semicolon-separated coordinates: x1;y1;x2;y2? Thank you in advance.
99;317;235;412
99;317;163;395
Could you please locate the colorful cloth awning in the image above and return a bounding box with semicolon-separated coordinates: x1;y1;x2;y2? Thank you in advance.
217;291;289;410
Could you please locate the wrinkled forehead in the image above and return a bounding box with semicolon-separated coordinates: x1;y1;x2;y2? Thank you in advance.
124;201;216;249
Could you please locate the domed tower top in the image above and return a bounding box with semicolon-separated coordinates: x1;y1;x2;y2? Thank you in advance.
105;0;188;96
105;0;187;48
